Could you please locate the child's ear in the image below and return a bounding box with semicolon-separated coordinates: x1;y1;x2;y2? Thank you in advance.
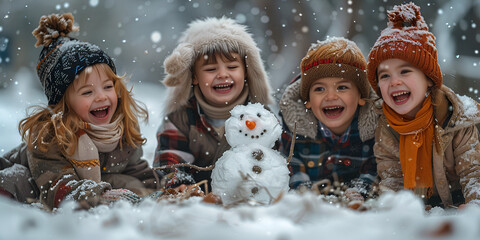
427;80;434;87
192;77;198;85
305;101;311;109
358;98;366;106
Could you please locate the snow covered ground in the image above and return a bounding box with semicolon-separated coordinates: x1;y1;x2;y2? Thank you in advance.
1;191;479;240
1;68;480;240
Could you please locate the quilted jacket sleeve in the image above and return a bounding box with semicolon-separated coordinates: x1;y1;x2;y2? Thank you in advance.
28;148;110;209
374;117;404;193
452;125;480;204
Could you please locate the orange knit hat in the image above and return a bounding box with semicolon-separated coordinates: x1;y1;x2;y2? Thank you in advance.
300;37;368;102
367;2;442;95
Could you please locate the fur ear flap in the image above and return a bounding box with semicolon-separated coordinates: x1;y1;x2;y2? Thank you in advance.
164;43;195;79
164;70;194;114
163;75;181;87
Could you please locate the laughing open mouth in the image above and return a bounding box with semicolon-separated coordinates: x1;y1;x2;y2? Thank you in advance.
323;106;344;116
90;106;109;118
213;83;233;91
392;91;410;103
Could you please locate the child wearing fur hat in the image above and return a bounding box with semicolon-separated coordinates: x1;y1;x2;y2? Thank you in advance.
367;2;480;208
0;13;162;209
279;37;378;200
153;17;273;190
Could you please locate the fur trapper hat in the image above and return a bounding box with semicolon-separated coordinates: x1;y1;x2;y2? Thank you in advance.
33;13;116;105
162;17;272;114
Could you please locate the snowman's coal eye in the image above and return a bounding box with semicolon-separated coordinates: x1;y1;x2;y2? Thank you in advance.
240;114;244;120
257;113;261;118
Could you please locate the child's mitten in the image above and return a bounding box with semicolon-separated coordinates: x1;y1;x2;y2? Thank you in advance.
100;189;141;204
65;180;112;208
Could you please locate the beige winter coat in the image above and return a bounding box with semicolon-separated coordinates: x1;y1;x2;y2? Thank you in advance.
375;85;480;206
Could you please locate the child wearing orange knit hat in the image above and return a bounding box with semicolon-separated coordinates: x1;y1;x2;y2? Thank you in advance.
367;2;480;208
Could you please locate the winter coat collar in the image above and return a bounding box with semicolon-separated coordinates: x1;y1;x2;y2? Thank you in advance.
434;85;480;133
279;79;379;141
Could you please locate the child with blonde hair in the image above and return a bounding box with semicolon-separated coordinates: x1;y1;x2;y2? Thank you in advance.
0;13;161;209
367;2;480;208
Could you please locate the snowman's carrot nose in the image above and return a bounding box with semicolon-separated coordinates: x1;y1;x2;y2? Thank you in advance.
245;120;256;130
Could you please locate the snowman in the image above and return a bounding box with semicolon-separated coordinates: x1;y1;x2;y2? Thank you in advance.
211;103;290;205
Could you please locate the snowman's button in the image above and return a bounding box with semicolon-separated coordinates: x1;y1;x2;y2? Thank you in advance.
307;161;315;168
252;150;264;160
251;187;259;194
252;165;262;174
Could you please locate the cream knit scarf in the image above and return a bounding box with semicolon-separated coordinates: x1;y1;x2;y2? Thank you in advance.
69;115;123;182
194;85;249;119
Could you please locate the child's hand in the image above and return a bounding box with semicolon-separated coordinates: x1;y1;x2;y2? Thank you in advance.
345;188;364;202
166;184;204;197
203;192;222;204
67;180;111;209
174;184;188;193
345;188;365;210
100;189;141;205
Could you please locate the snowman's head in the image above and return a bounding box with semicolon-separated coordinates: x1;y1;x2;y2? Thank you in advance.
225;103;282;148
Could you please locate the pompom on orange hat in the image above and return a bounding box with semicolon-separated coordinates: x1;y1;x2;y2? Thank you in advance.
366;2;443;95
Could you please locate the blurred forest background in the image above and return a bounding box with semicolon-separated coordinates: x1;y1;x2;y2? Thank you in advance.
0;0;479;97
0;0;479;154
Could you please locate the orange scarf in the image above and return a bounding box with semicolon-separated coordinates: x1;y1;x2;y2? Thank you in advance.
382;96;434;197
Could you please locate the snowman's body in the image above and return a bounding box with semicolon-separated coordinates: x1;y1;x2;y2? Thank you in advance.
211;103;290;205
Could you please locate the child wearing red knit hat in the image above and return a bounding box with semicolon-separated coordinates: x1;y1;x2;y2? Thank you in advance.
367;2;480;208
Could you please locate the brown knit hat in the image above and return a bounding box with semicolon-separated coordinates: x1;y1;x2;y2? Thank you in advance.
367;2;442;95
300;37;368;102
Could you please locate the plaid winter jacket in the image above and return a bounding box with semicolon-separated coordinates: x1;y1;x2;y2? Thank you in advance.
153;97;231;188
279;78;379;194
1;142;160;209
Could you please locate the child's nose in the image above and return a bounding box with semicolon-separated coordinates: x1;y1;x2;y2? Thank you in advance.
325;89;339;100
390;76;403;86
217;67;229;79
95;91;107;101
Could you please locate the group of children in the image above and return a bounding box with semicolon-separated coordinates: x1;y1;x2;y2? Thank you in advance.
0;2;479;210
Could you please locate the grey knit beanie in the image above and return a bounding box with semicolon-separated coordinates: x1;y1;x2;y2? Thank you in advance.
33;13;116;105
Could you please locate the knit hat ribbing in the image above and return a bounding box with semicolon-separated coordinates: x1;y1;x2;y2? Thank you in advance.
366;2;442;95
300;37;368;102
162;17;272;114
33;13;116;105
